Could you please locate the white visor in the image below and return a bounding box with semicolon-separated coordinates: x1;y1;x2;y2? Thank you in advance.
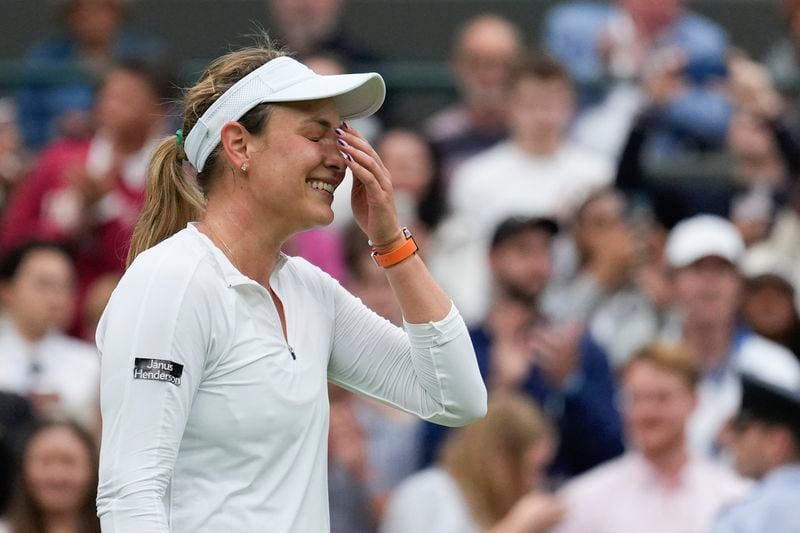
184;56;386;172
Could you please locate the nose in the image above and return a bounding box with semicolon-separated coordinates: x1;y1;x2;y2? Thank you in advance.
323;138;347;176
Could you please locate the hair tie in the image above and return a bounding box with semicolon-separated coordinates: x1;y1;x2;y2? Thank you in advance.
175;128;184;148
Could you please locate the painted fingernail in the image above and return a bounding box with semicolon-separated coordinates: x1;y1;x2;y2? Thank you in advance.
342;121;350;130
334;127;345;136
337;138;348;147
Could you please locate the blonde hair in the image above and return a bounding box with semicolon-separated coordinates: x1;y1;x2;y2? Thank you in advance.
624;342;701;389
441;393;553;529
127;42;286;266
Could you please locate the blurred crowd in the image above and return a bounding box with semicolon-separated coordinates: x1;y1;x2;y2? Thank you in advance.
2;0;800;532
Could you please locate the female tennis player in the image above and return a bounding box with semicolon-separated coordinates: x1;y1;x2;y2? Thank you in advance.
94;43;487;532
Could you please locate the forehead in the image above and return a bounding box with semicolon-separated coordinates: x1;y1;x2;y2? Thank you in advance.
624;359;688;389
269;98;341;128
681;255;738;273
16;249;72;276
510;77;571;96
493;229;554;252
459;19;520;56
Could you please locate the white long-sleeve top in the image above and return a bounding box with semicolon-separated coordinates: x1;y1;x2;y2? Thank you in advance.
95;224;486;533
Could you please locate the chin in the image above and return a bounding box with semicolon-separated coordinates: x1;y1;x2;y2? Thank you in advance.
302;207;335;230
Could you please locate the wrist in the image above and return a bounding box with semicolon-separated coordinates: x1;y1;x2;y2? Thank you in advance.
369;230;405;254
370;227;419;268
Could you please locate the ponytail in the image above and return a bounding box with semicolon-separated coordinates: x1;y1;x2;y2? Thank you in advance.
127;44;285;267
127;136;206;267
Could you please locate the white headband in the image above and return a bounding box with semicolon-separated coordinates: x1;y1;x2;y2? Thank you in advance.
184;56;386;172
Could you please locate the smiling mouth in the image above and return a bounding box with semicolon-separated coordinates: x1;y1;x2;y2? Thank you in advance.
306;179;336;194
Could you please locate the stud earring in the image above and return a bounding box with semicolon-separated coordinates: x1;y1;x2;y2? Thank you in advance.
241;162;249;172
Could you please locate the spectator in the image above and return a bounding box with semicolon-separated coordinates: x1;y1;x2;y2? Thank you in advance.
2;60;171;328
0;99;27;218
616;55;800;230
545;0;730;155
543;188;670;368
343;222;403;325
422;216;625;479
740;249;800;360
661;215;800;456
267;0;376;65
382;394;563;533
711;373;800;533
555;343;749;533
16;0;164;149
448;54;613;233
328;386;377;533
0;242;98;429
3;421;100;533
378;130;440;228
424;14;523;184
764;0;800;93
432;56;613;322
0;393;37;519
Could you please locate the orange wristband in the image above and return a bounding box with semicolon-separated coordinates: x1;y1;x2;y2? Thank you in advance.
371;227;418;268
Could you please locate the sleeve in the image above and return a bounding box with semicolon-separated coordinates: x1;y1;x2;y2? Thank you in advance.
327;283;487;427
555;334;625;474
660;87;732;145
615;109;655;195
96;258;220;533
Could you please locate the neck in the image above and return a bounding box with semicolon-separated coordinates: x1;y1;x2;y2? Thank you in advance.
643;440;688;486
42;510;80;533
110;127;152;155
683;318;734;373
10;314;47;343
513;133;562;157
485;291;537;337
201;195;285;287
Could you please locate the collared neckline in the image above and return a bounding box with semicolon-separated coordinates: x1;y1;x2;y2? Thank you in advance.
629;451;695;493
186;222;288;289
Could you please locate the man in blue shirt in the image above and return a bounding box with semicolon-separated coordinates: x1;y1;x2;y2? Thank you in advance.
711;373;800;533
420;216;624;479
544;0;730;152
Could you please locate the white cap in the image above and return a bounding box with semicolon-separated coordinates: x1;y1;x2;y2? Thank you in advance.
740;244;795;285
665;215;744;269
184;56;385;172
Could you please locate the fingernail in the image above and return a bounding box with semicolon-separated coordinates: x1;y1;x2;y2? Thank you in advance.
345;154;352;161
334;128;345;136
337;138;347;147
342;121;350;130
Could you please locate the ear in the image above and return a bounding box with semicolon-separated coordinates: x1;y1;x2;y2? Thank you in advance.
219;121;250;171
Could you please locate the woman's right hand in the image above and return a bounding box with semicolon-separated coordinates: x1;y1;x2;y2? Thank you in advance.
492;492;565;533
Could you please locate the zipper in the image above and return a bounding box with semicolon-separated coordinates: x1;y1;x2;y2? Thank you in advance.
260;284;295;361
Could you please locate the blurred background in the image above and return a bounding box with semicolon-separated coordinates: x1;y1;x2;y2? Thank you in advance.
1;1;800;532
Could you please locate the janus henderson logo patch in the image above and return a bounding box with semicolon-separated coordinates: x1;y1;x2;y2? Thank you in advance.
133;358;184;386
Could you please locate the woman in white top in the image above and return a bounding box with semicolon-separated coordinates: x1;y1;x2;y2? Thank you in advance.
382;394;563;533
95;42;487;533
